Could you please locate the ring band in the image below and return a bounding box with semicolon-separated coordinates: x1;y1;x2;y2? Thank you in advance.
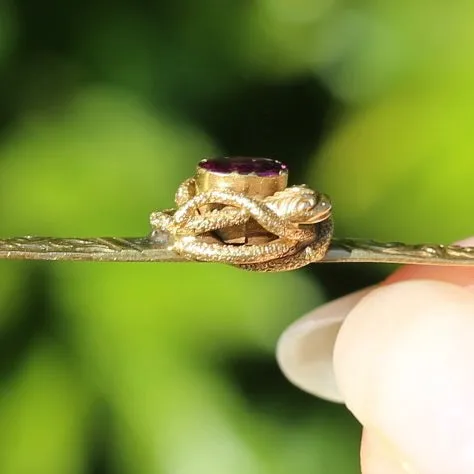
1;157;474;271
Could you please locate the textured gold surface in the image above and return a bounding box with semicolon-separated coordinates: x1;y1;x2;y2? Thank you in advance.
1;163;474;271
2;236;474;268
0;236;182;262
324;239;474;266
149;177;333;271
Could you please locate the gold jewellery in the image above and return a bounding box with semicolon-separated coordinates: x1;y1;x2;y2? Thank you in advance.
1;156;474;272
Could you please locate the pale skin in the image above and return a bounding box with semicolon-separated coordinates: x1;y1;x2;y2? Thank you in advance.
277;237;474;474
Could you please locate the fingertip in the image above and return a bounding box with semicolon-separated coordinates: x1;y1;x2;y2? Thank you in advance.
277;236;474;473
385;264;474;288
361;429;416;474
334;280;474;474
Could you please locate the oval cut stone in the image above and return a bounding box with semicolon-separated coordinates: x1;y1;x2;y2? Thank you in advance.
198;157;287;177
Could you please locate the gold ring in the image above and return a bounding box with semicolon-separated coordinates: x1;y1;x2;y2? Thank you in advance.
1;156;474;271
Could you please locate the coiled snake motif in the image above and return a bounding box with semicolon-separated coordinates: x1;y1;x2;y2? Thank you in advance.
149;178;334;272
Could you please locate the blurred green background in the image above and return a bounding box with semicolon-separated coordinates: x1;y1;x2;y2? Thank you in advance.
1;1;474;473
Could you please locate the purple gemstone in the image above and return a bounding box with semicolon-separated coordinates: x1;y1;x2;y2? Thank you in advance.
198;157;287;177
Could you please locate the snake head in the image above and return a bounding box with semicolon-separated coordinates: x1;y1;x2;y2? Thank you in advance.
265;185;332;224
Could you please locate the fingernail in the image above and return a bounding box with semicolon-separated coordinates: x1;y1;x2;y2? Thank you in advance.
277;287;373;402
